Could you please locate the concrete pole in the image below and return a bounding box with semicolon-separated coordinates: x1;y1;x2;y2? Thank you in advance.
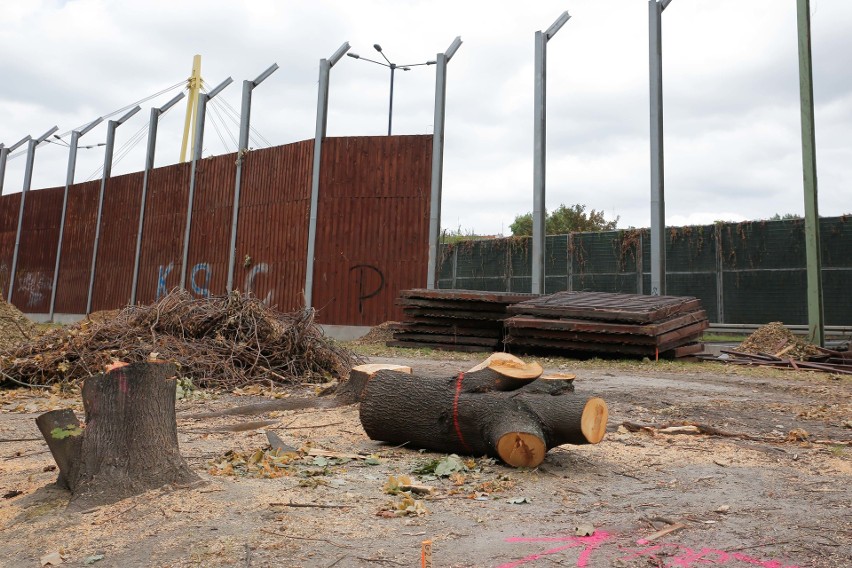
532;12;570;295
8;126;57;303
426;36;462;289
49;118;103;320
130;93;185;306
227;63;279;293
796;0;824;346
305;42;350;308
180;77;233;291
0;136;30;194
649;0;667;296
86;106;141;314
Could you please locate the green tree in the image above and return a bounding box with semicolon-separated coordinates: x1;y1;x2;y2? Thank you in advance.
510;204;619;236
769;213;802;221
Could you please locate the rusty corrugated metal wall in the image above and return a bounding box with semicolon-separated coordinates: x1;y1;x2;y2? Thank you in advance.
2;135;431;325
10;186;63;312
184;153;237;297
234;141;313;311
54;180;100;313
90;172;144;311
312;135;432;326
0;192;21;298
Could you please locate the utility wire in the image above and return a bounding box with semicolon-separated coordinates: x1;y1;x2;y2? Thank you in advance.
203;80;273;148
7;80;185;161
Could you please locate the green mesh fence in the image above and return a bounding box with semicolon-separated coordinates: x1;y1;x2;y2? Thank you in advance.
434;216;851;325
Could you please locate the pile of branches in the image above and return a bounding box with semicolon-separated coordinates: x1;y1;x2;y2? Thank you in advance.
0;290;358;389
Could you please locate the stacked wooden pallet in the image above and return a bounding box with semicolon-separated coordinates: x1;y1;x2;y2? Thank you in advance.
389;289;536;352
504;291;708;359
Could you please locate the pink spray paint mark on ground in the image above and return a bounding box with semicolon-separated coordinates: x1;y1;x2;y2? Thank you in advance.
496;531;612;568
500;532;801;568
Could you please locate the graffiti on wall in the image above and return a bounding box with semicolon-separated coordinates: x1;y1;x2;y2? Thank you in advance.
155;261;274;304
349;264;384;314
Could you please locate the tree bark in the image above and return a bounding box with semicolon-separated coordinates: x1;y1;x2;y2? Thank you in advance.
358;369;607;468
37;361;199;509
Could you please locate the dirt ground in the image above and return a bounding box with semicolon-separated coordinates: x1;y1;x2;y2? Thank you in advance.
1;351;849;568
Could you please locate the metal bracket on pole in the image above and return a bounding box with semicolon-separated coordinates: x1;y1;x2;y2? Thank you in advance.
649;0;667;296
180;77;233;292
532;13;569;296
227;63;279;294
8;126;57;303
86;106;141;314
305;42;350;308
426;37;462;290
130;92;185;306
50;117;103;320
0;135;30;194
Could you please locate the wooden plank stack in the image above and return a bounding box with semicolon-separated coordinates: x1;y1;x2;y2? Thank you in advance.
504;291;708;358
389;289;536;352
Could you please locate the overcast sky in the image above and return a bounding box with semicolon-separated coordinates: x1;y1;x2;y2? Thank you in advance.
1;0;850;235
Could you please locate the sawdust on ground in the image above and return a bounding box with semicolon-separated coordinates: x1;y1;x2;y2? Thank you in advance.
0;298;36;351
737;321;822;360
350;321;398;345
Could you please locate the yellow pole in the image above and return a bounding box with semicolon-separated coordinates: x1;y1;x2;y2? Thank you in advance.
180;54;202;163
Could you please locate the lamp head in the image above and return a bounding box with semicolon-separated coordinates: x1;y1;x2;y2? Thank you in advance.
373;44;383;52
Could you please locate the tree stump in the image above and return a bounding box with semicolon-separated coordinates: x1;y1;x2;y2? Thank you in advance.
358;355;607;468
36;362;199;509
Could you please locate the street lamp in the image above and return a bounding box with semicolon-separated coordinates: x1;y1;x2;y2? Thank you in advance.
347;44;436;135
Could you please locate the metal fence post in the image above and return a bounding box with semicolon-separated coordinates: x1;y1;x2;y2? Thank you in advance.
227;64;279;294
0;136;30;195
86;106;140;314
130;93;185;306
797;0;824;346
714;223;724;323
7;127;57;303
532;12;571;295
305;43;350;308
49;119;102;320
649;0;673;296
180;77;233;291
426;37;462;290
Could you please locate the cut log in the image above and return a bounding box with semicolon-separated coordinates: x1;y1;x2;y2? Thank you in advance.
37;361;200;509
359;367;607;468
335;364;412;405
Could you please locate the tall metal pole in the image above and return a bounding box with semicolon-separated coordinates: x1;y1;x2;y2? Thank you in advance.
8;126;57;303
532;30;547;295
426;36;462;289
0;136;30;194
305;42;350;308
388;65;396;136
180;77;233;291
648;0;669;296
86;106;141;314
227;63;279;293
796;0;824;346
49;118;103;320
130;93;185;306
532;12;570;295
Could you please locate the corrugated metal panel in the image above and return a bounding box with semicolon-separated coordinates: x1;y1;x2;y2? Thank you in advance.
185;153;237;297
0;192;21;297
10;186;64;312
54;180;100;313
135;161;191;304
90;171;144;311
312;135;432;326
234;141;313;311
